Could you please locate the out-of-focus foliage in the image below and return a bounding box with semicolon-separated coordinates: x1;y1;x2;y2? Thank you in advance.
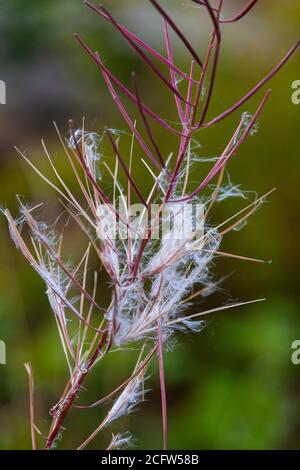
0;0;300;449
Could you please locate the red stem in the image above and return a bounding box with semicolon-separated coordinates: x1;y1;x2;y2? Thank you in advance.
45;328;109;449
98;5;191;105
220;0;258;23
149;0;203;69
84;1;196;84
204;39;300;127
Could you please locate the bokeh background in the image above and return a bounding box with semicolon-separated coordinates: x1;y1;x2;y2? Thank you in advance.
0;0;300;450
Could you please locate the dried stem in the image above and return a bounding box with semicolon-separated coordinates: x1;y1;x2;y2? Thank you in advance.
4;0;299;451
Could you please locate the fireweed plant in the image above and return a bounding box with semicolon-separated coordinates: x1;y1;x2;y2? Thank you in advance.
3;0;299;450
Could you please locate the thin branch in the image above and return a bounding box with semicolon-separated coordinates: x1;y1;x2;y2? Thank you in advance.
220;0;258;23
196;0;221;127
96;4;191;105
74;34;183;137
132;72;168;172
94;55;162;170
172;89;271;202
84;1;196;83
24;362;37;451
204;39;300;127
105;128;148;207
149;0;203;69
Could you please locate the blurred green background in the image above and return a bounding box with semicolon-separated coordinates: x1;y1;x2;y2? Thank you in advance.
0;0;300;450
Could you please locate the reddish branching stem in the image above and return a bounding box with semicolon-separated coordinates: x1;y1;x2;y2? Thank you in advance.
149;0;203;69
24;0;299;451
106;128;149;207
220;0;258;23
46;326;110;449
93;3;192;105
132;72;169;174
203;39;300;127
